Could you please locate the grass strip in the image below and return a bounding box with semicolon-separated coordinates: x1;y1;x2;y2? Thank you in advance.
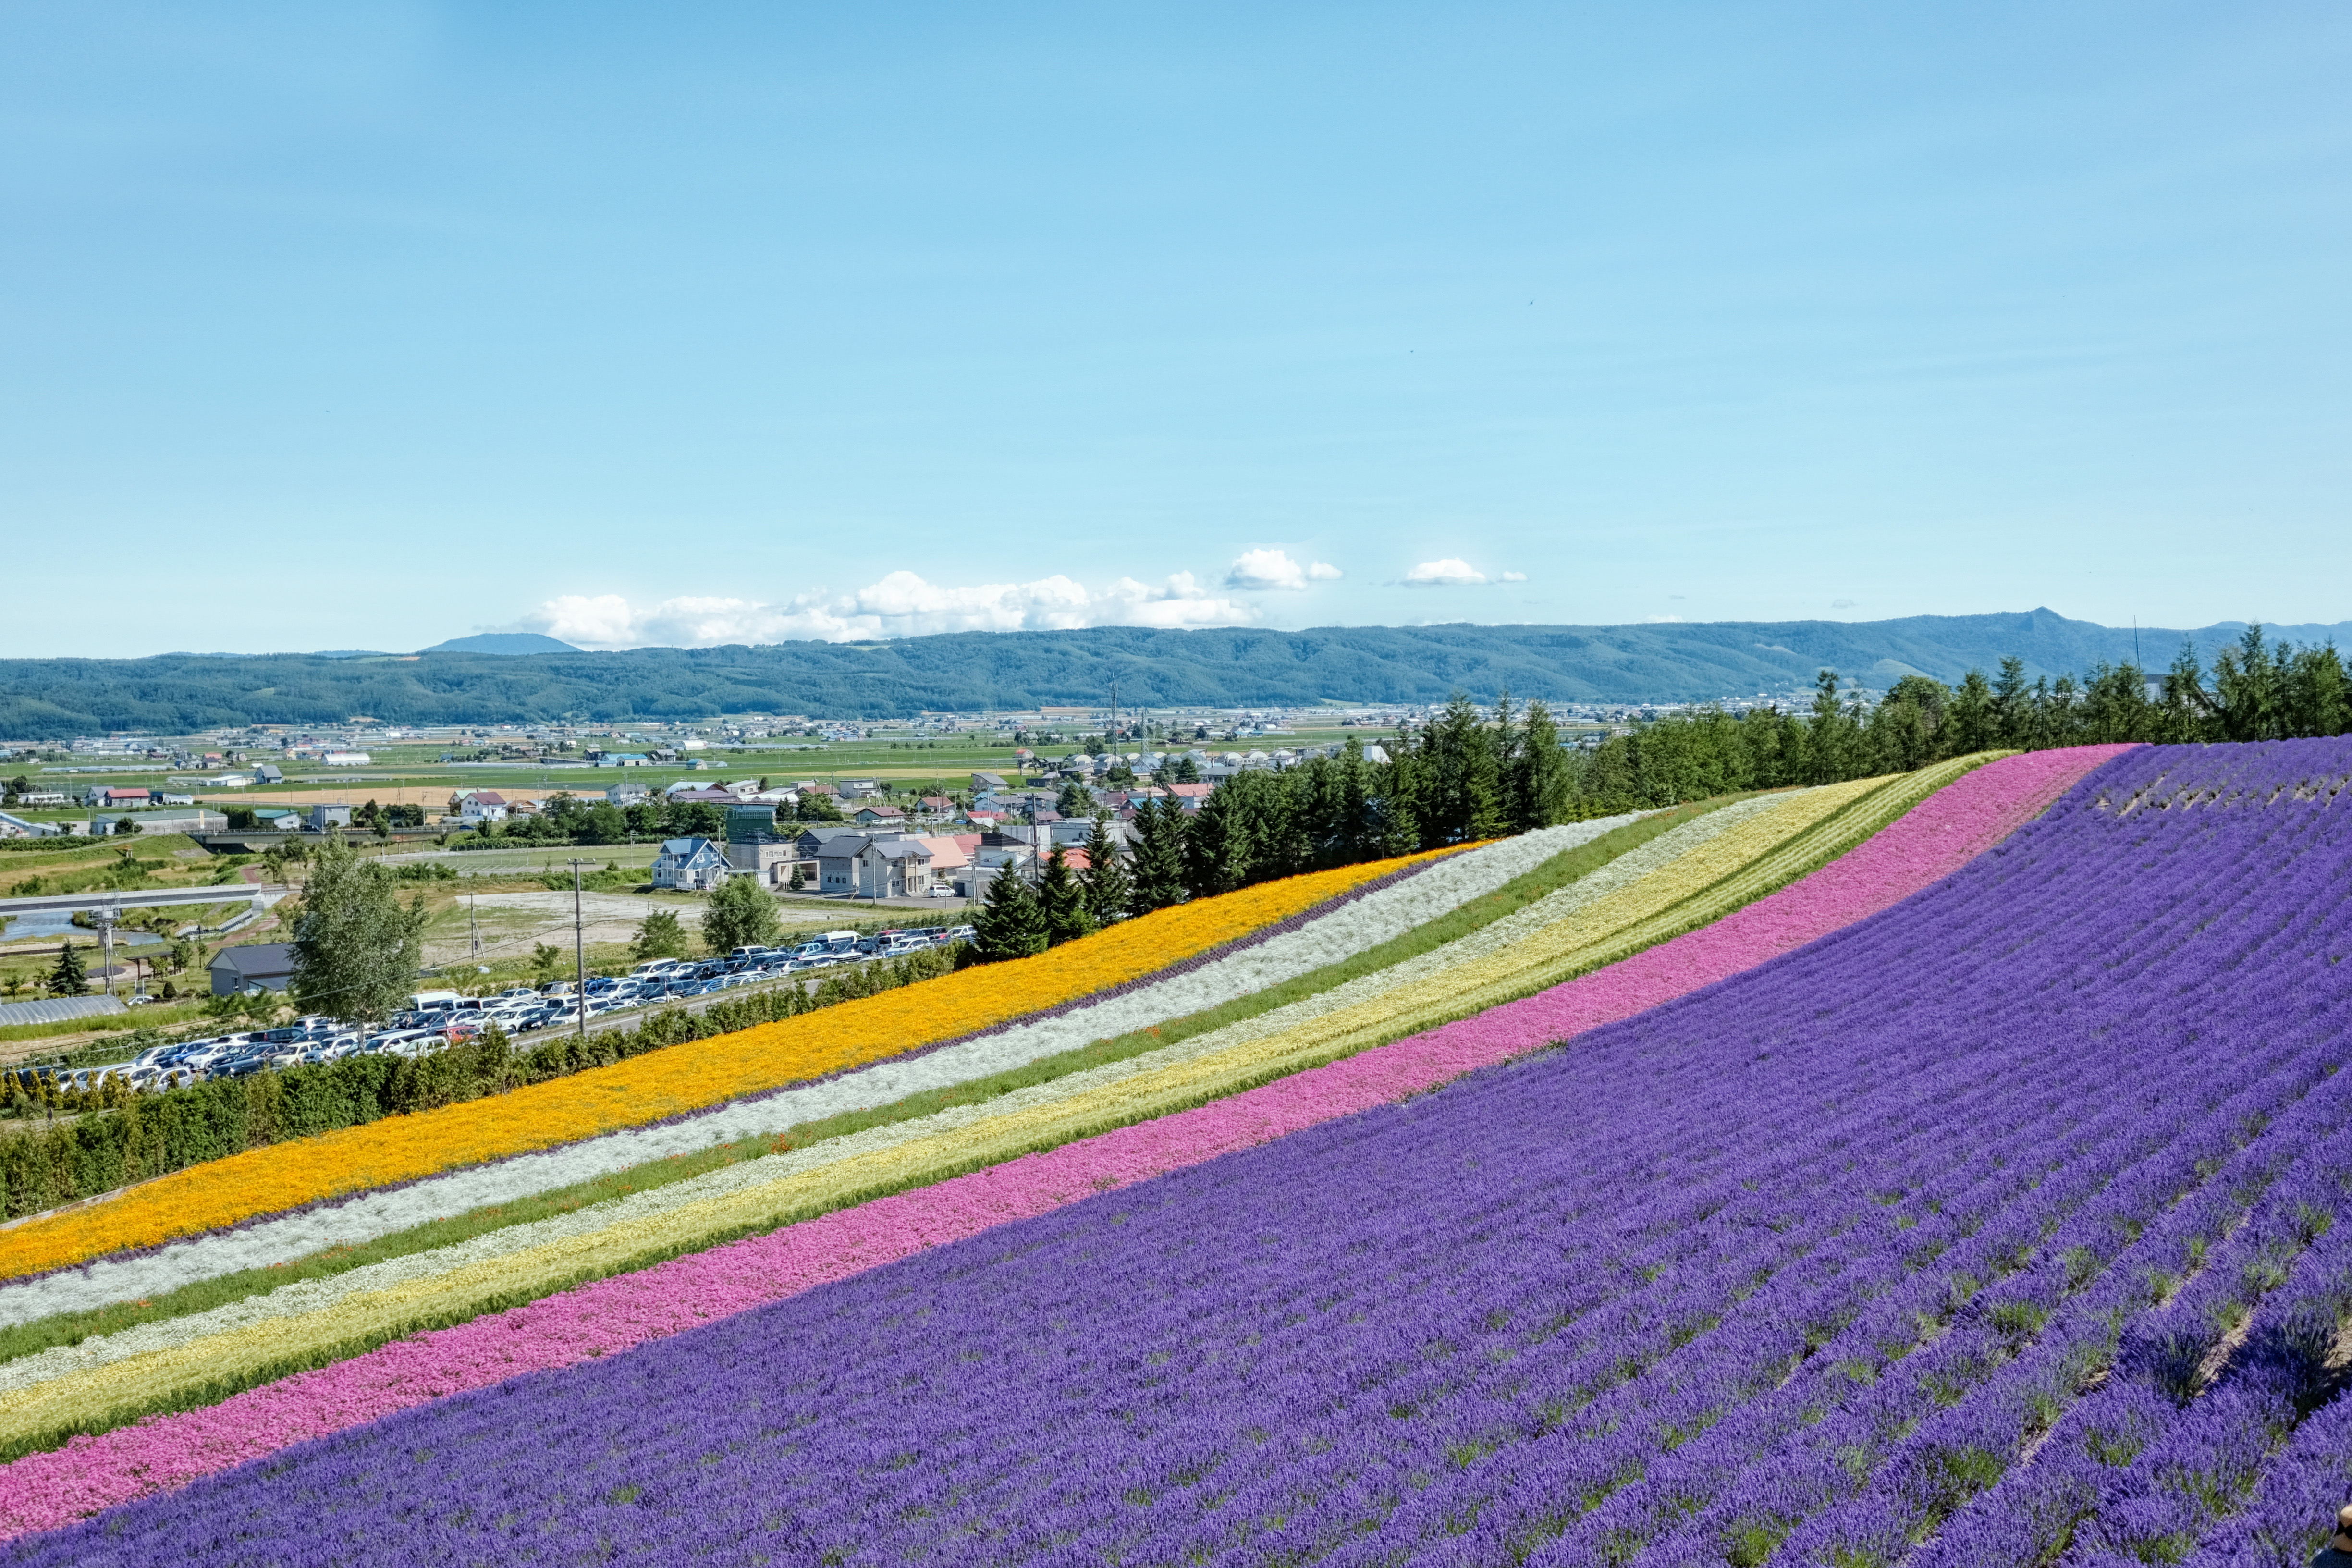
0;802;1737;1367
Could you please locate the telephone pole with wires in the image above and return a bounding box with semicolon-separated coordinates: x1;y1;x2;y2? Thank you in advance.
568;858;589;1039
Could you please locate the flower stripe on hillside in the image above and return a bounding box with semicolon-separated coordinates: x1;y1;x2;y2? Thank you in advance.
0;851;1454;1283
0;830;1597;1324
0;816;1708;1375
0;759;2063;1498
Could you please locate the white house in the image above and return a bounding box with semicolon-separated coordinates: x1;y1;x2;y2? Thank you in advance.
653;836;732;892
454;790;510;824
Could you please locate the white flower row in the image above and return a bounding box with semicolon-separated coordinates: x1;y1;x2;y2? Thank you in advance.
1107;796;1787;1054
0;823;1628;1328
0;806;1766;1392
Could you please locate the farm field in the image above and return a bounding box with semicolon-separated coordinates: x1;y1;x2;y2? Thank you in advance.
2;740;2347;1566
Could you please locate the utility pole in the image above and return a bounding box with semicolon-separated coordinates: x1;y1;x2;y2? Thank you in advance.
95;906;117;999
468;894;481;964
568;858;588;1039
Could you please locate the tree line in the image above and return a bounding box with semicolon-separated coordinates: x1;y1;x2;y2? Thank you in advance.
969;626;2352;958
970;696;1574;959
1563;626;2351;813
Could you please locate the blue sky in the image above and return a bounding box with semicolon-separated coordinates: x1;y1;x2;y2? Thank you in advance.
3;2;2347;654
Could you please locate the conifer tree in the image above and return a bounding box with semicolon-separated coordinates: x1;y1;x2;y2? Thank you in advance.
1507;699;1570;831
973;858;1048;960
1990;657;2033;749
1183;786;1251;897
1079;814;1131;925
1421;694;1505;844
1943;669;1998;755
1127;797;1190;914
1038;843;1094;947
1805;669;1862;785
47;940;86;997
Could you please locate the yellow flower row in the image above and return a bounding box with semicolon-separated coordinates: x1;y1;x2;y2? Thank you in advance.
0;775;1960;1448
0;851;1448;1282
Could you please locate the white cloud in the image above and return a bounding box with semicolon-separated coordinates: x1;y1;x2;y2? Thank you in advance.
1499;570;1528;583
1401;558;1490;588
1224;548;1343;592
523;570;1261;650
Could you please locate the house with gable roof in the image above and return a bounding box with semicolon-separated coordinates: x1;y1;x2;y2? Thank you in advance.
653;836;732;892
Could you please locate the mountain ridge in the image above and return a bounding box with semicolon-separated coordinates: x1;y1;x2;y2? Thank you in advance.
3;610;2342;737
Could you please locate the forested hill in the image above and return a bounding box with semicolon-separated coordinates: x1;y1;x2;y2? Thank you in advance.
3;609;2346;736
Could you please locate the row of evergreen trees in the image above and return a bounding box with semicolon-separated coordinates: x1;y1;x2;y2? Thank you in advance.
1565;626;2352;813
970;626;2352;957
969;696;1575;959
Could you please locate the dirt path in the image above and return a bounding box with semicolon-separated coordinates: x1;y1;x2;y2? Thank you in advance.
424;891;838;966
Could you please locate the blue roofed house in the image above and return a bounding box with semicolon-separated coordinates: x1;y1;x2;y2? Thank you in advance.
653;836;731;892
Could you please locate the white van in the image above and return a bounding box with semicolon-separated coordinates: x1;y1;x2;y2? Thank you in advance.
407;991;462;1013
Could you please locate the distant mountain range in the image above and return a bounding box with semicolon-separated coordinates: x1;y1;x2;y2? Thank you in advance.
4;610;2342;738
416;633;583;656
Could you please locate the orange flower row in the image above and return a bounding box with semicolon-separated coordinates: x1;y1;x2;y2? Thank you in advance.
0;851;1448;1281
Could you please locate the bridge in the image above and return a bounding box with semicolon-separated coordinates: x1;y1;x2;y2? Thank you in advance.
0;885;293;921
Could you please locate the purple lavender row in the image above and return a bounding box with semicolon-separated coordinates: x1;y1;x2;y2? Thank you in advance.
1911;1127;2352;1568
1416;1019;2332;1568
13;739;2352;1567
2180;1211;2352;1568
1769;1062;2352;1568
1745;756;2352;1566
2065;1150;2352;1566
1518;1051;2337;1568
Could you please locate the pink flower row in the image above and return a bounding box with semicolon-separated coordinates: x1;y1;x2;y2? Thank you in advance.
0;746;2133;1539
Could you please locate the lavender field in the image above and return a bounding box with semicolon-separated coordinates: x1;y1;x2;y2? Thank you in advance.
20;739;2352;1568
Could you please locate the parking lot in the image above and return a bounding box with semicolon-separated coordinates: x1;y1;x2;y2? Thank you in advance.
30;923;977;1093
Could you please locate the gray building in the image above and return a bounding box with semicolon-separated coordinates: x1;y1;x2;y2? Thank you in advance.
310;804;352;831
209;943;297;996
